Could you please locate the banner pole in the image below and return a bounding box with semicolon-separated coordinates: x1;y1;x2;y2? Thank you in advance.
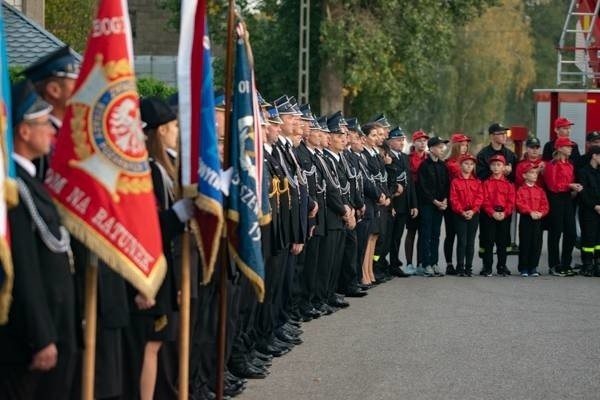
216;1;236;399
178;229;191;400
81;254;99;400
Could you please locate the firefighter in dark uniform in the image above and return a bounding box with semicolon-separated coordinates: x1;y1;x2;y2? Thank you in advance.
337;115;368;297
341;118;370;296
385;126;418;276
294;104;329;318
22;46;80;181
321;113;354;311
0;81;77;399
577;146;600;277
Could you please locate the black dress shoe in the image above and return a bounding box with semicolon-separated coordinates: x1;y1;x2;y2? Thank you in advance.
257;344;288;357
389;266;410;277
329;297;349;308
300;312;313;322
344;288;367;297
229;362;268;379
224;379;247;397
283;324;303;336
253;350;273;362
358;283;371;290
272;337;294;350
276;329;303;345
250;356;272;368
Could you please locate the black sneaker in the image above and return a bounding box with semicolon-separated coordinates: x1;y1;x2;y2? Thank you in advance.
549;267;565;277
562;266;576;277
446;264;457;275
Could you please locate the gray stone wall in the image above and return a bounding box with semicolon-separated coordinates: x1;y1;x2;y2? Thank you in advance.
128;0;178;56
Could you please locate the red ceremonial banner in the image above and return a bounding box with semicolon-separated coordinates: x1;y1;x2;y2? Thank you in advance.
45;0;166;299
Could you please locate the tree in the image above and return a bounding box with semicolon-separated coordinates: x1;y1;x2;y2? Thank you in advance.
45;0;96;52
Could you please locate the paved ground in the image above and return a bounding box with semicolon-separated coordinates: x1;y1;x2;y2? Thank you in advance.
239;244;600;400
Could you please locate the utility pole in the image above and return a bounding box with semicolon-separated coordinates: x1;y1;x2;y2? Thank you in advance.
298;0;310;104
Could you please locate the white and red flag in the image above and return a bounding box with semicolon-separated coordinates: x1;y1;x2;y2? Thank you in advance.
45;0;166;299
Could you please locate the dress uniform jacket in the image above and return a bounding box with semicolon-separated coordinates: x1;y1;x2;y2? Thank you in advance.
273;140;305;244
294;142;326;236
0;163;77;392
315;150;346;231
387;150;417;214
264;148;289;251
324;149;353;228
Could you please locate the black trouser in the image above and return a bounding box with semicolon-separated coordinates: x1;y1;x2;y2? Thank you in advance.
390;212;407;268
443;209;456;265
297;235;320;313
453;213;479;270
326;230;347;302
254;250;284;348
278;251;296;326
374;207;392;267
338;228;359;293
518;214;543;272
480;213;510;271
547;192;576;269
315;230;344;305
579;207;600;265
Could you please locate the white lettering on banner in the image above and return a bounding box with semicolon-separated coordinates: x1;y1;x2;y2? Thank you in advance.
91;207;155;272
238;80;250;94
45;169;68;195
92;17;126;38
248;221;261;242
66;187;91;214
198;159;221;192
239;184;258;214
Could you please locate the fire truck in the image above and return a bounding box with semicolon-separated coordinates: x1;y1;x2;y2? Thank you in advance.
534;0;600;149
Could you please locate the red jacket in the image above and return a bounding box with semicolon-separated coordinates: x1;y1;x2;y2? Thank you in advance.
515;158;544;188
516;184;549;216
543;159;574;193
450;175;484;214
409;151;427;181
446;158;461;181
482;176;515;217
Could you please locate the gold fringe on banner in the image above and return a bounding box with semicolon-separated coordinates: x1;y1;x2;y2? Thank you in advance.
55;203;167;300
0;238;14;325
4;178;18;209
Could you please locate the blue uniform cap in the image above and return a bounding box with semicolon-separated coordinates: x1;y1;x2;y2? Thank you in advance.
11;80;53;125
23;46;80;83
388;126;406;139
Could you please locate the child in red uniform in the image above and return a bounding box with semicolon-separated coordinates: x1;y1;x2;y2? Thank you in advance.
515;137;545;188
480;154;515;276
516;163;549;276
543;136;583;276
449;153;483;277
443;133;471;275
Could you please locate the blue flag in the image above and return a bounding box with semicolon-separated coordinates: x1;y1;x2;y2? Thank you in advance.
227;20;269;302
0;5;16;324
178;1;223;284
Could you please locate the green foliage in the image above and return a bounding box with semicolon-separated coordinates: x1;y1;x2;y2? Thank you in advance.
45;0;96;52
136;76;177;99
8;66;24;84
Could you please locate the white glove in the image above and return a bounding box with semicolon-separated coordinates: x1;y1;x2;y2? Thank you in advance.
172;198;195;223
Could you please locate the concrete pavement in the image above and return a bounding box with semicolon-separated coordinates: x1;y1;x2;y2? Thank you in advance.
239;258;600;400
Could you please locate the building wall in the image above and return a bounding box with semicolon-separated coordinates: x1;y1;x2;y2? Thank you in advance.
6;0;44;27
128;0;178;56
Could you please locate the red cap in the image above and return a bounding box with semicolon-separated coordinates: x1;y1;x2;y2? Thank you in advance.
458;153;476;164
412;130;429;142
521;162;539;174
554;136;575;149
451;133;471;143
554;117;574;129
489;154;506;165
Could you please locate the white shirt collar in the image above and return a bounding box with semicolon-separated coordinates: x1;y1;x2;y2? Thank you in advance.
264;143;273;154
166;148;178;159
305;143;316;155
325;148;340;162
364;146;376;156
49;114;62;129
390;149;400;158
12;153;36;177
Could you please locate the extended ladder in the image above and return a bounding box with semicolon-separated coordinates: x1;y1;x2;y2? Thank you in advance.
557;0;600;86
